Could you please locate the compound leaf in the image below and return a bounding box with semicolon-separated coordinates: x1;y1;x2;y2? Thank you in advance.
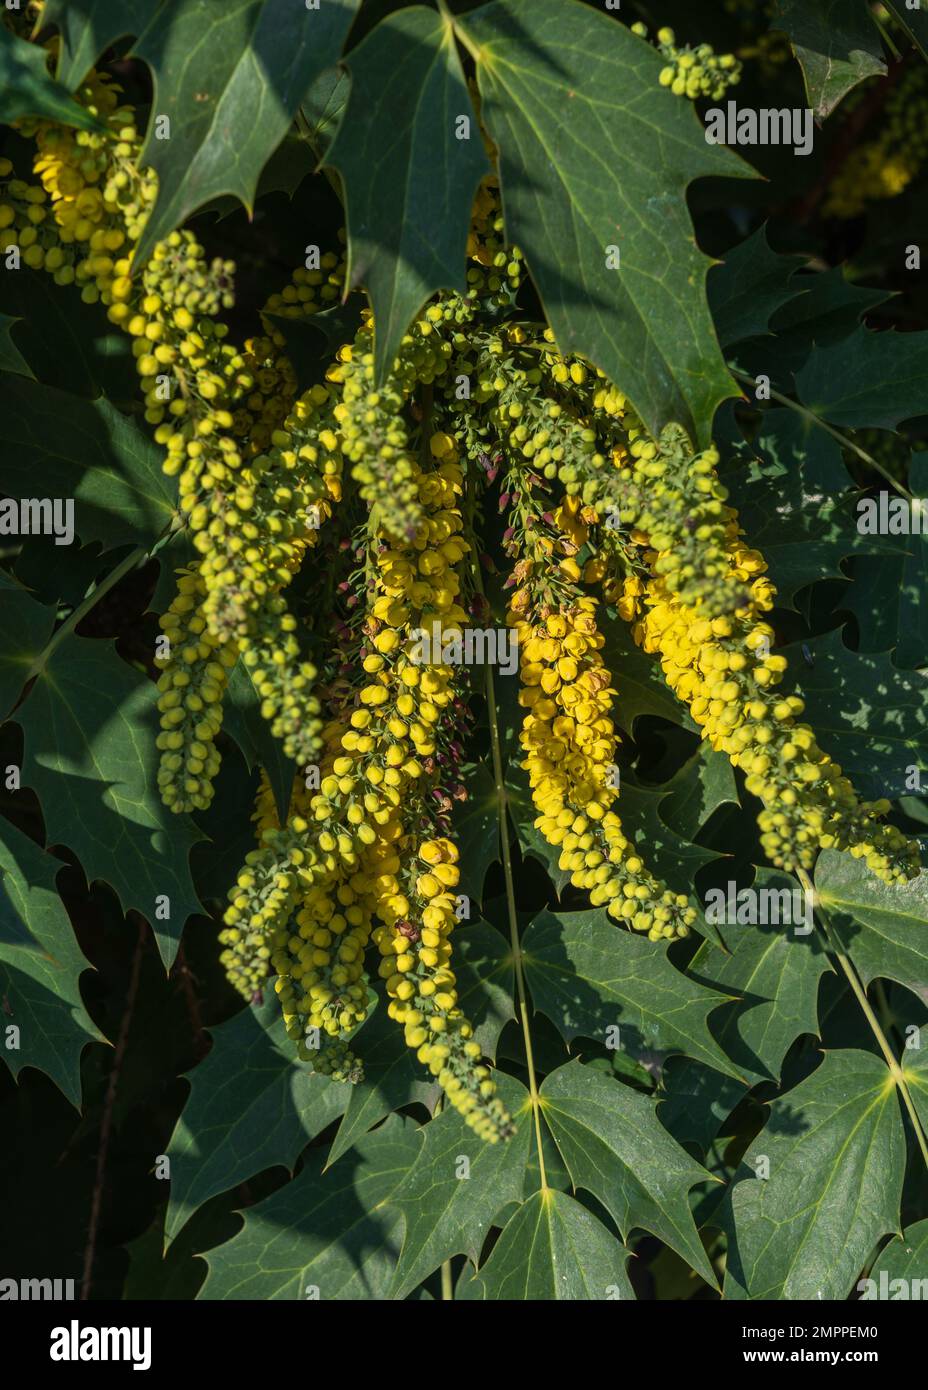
325;926;512;1167
600;609;695;733
0;571;56;718
840;454;928;670
452;760;500;908
784;628;928;800
709;225;805;348
0;312;33;378
721;410;896;608
387;1073;531;1299
769;268;892;351
0;269;137;400
796;327;928;430
657;743;739;844
324;1002;435;1169
0;374;175;552
224;658;297;825
904;1045;928;1137
540;1061;718;1285
864;1221;928;1297
689;870;832;1083
657;1059;748;1152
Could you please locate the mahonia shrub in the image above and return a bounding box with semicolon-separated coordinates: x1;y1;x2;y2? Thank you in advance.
0;0;926;1315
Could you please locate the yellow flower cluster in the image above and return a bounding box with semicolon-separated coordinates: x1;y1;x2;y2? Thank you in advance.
627;533;920;884
510;588;695;941
466;175;524;310
19;69;155;278
272;852;377;1083
155;565;238;813
327;310;457;541
216;432;512;1135
630;24;742;100
372;835;514;1142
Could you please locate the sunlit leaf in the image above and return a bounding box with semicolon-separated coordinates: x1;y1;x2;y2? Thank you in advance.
458;0;748;445
458;1188;635;1300
723;1050;905;1300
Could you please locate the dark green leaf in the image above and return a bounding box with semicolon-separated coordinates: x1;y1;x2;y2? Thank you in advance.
904;1044;928;1138
771;0;885;118
796;327;928;430
657;1058;748;1151
507;769;572;895
816;849;928;997
452;760;499;907
615;776;720;907
0;269;136;401
722;410;894;608
784;627;928;799
724;1050;905;1300
840;454;928;669
459;0;749;445
263;300;365;395
0;571;56;718
458;1188;635;1300
0;375;175;552
0;816;101;1105
0;26;103;130
327;5;488;380
599;608;695;733
324;1002;435;1169
540;1061;718;1284
132;0;359;264
884;2;928;60
769;268;892;349
0;313;33;378
200;1114;420;1299
658;743;739;844
299;65;349;159
387;1073;530;1298
165;995;349;1242
689;870;832;1083
522;908;742;1079
14;633;204;968
863;1220;928;1297
201;132;319;217
452;920;515;1057
43;0;161;90
709;225;805;348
